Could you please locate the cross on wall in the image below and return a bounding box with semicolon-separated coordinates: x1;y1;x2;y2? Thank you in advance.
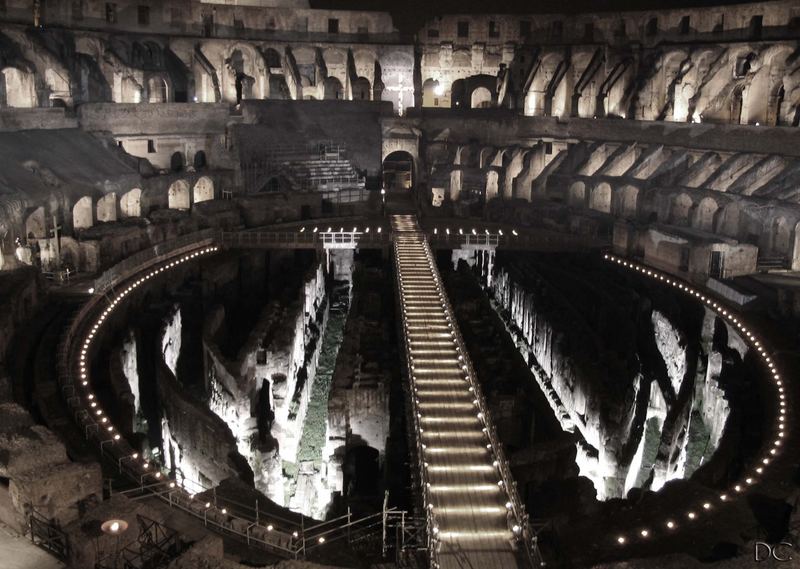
383;74;414;115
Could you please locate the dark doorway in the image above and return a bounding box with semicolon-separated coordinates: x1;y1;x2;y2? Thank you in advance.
170;151;184;172
709;251;723;278
193;150;207;170
382;151;414;191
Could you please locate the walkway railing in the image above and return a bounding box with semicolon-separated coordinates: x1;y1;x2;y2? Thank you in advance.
93;229;218;294
57;236;417;563
220;229;392;250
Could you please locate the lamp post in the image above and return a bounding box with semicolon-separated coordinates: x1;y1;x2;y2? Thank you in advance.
100;518;128;569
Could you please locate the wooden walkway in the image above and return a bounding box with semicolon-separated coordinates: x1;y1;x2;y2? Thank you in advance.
392;215;520;569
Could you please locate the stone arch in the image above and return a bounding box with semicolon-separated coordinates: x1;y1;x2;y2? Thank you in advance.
568;181;586;207
352;77;371;101
744;45;794;126
1;67;36;108
670;193;693;226
617;185;639;218
470;86;493;109
168;180;190;210
589;182;611;213
382;151;414;190
73;196;94;230
147;75;168;103
96;193;117;223
323;76;344;100
381;134;419;172
259;175;292;193
227;43;261;102
691;197;719;232
193;176;214;203
120;188;142;218
526;52;566;116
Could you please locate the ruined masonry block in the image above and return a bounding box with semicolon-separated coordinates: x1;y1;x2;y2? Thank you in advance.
10;461;102;526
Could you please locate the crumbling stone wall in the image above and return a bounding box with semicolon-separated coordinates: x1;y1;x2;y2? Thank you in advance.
475;253;738;500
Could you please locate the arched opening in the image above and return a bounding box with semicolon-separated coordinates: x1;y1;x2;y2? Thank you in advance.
168;180;190;210
568;181;586;207
120;188;142;218
73;196;94;230
96;193;117;223
259;175;293;193
589;183;611;213
147;76;168;103
229;49;255;103
193;150;207;170
323;76;344;100
263;48;282;69
692;197;719;232
670;193;693;226
422;78;445;107
617;185;639;218
382;151;414;190
352;77;371;100
470;86;493;109
170;152;185;173
450;79;466;109
193;176;214;203
1;67;36;108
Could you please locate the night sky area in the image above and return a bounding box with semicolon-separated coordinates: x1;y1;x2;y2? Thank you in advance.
310;0;778;35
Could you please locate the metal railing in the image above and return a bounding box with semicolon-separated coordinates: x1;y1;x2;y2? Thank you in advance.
426;227;606;251
93;229;218;294
392;235;437;569
394;229;537;568
56;236;412;563
28;509;69;561
220;230;392;250
422;237;534;557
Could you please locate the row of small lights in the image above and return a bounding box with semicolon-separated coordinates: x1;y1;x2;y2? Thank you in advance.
396;233;524;549
297;226;521;238
603;253;788;547
299;226;383;234
72;245;330;548
431;227;518;237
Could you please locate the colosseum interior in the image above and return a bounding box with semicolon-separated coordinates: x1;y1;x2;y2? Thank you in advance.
0;0;798;568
